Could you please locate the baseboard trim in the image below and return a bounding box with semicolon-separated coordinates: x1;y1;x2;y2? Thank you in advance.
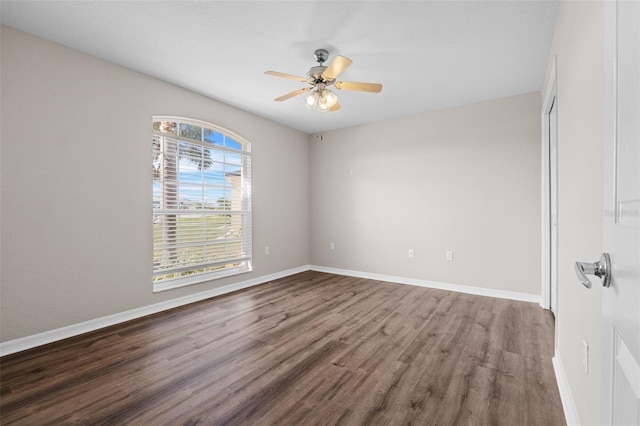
553;351;580;426
309;265;541;304
0;265;310;357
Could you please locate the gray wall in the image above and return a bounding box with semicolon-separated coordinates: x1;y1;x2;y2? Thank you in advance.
309;93;542;295
2;25;546;346
0;26;310;341
543;2;604;424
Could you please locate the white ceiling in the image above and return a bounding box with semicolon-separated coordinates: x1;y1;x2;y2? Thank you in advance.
1;1;559;134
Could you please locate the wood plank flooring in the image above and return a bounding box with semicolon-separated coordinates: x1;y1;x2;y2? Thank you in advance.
0;271;566;425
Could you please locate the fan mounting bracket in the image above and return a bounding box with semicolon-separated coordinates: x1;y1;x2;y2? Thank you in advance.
314;49;329;64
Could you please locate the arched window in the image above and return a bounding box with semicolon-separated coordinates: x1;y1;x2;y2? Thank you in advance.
152;117;251;291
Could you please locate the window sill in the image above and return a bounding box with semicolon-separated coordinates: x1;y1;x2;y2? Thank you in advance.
153;262;252;293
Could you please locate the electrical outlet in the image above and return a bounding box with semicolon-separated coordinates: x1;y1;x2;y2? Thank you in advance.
265;246;270;256
446;251;453;261
330;242;335;250
582;339;589;374
408;249;415;258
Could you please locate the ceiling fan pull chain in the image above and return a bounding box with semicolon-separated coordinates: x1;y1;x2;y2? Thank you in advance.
315;114;324;141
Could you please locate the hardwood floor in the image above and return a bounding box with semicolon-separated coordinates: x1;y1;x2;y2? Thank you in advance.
0;271;566;425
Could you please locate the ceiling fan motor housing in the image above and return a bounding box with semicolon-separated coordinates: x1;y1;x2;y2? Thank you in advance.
306;66;330;84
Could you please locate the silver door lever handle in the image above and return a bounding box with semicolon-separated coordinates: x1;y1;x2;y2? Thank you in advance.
575;253;611;289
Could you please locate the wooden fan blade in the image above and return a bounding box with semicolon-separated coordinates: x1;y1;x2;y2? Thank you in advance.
322;56;353;81
274;87;311;102
334;81;383;93
265;71;308;83
329;102;341;112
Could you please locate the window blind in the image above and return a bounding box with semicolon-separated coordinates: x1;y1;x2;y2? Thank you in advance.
152;117;251;290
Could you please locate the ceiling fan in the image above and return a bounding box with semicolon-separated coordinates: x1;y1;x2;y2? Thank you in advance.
265;49;383;112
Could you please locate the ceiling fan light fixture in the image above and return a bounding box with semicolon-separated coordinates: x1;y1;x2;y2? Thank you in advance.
304;90;319;108
304;88;338;112
322;89;338;107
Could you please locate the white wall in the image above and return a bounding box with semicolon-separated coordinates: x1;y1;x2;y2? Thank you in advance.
309;93;542;296
0;26;310;342
543;2;604;424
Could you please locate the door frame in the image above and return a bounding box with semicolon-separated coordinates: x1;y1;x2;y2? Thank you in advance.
541;56;558;322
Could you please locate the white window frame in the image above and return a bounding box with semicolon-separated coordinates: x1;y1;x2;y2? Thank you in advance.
152;116;252;292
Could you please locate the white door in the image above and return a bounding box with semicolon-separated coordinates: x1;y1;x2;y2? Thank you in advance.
602;1;640;424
